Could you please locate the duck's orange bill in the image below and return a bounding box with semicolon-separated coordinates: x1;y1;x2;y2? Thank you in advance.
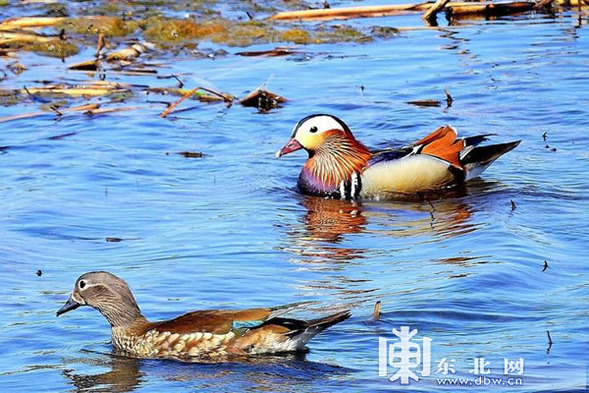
276;138;303;158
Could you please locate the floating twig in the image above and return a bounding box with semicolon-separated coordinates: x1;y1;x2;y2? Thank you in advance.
67;59;99;71
534;0;555;8
0;31;56;45
160;87;200;118
84;106;144;116
543;260;549;272
542;131;548;141
237;47;299;57
36;269;42;277
0;16;66;31
423;0;451;24
48;132;76;140
268;1;536;21
177;151;204;158
159;86;232;117
510;199;517;210
148;87;229;102
157;73;190;80
445;1;536;16
198;86;233;103
171;74;184;88
408;90;453;107
407;99;442;107
9;81;129;97
95;33;105;60
0;103;99;123
49;104;63;117
445;89;453;106
546;330;553;354
373;301;381;320
269;4;431;20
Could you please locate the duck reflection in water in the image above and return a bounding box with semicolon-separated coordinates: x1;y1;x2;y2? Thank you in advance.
301;196;367;244
62;353;143;393
282;196;368;262
61;351;348;393
284;180;506;266
362;187;477;240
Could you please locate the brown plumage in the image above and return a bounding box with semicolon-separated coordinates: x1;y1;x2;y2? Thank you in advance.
56;271;351;362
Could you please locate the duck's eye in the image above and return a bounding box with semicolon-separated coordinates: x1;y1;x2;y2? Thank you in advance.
309;126;318;133
79;280;87;289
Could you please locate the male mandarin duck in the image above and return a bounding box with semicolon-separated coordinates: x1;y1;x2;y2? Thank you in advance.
276;114;520;199
57;271;350;361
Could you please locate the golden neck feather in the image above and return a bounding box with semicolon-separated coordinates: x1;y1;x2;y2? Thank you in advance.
305;132;371;187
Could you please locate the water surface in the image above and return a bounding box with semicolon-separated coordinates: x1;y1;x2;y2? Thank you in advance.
1;2;588;392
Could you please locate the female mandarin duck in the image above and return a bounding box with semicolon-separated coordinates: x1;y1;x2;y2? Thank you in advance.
276;114;520;199
57;271;350;361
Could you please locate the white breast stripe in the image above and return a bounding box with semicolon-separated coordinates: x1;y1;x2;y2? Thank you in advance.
339;181;346;199
351;172;358;199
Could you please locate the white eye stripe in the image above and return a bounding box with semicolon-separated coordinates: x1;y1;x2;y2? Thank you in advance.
298;115;345;135
78;281;100;290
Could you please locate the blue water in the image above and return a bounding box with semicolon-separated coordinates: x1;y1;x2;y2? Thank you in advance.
1;2;588;392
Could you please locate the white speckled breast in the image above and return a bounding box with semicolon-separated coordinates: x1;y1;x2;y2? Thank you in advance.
111;328;236;359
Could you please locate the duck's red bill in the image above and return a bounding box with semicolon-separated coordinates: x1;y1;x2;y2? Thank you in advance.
275;138;303;157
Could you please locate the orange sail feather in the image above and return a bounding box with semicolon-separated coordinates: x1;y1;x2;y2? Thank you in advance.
414;126;464;168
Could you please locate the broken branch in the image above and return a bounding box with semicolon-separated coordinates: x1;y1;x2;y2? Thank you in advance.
534;0;555;8
269;1;537;21
0;103;99;123
373;301;381;320
0;17;66;31
160;87;200;118
269;4;427;20
423;0;451;23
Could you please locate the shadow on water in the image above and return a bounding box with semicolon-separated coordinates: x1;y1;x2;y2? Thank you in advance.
61;350;354;393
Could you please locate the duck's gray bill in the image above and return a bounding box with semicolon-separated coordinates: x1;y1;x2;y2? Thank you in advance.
56;297;80;316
